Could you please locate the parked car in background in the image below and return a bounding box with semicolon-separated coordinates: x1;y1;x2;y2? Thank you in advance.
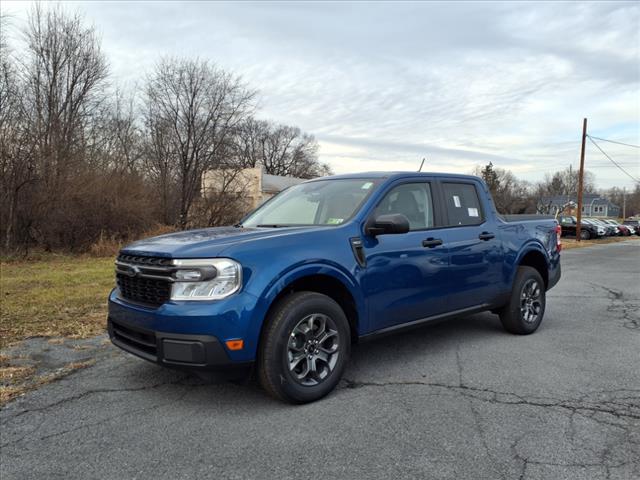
581;219;610;237
559;216;604;239
623;219;640;235
586;218;618;236
600;219;633;236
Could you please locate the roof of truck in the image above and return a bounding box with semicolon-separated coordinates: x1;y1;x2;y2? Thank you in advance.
308;171;480;181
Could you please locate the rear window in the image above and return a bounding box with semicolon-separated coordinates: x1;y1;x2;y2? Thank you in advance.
442;183;484;226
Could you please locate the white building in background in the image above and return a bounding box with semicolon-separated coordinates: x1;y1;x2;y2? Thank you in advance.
201;167;305;211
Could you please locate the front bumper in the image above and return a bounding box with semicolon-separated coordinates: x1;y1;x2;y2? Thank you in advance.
108;316;251;372
108;288;265;367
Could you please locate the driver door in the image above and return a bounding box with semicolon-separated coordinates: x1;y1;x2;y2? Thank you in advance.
360;180;450;332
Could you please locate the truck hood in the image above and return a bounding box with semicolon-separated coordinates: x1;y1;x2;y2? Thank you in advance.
120;226;314;258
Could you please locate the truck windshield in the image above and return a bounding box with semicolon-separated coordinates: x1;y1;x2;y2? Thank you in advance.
241;178;379;228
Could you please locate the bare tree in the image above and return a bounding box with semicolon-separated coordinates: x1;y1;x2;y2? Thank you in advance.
538;167;596;197
87;88;144;175
234;118;330;179
196;167;255;227
24;4;108;183
18;5;109;249
144;57;255;228
0;16;37;249
1;5;331;252
475;163;534;213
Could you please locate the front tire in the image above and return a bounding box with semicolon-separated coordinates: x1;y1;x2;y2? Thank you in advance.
258;291;350;403
499;266;546;335
580;229;591;240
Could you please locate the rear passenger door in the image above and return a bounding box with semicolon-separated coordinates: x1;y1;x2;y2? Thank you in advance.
436;180;504;309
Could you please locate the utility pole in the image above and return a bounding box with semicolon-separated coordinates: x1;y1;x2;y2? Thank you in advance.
623;187;626;220
568;164;573;206
576;118;587;242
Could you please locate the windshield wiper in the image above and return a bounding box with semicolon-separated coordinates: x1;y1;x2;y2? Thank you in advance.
256;224;287;228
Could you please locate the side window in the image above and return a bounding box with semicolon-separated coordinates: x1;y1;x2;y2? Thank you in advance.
442;182;484;226
374;183;434;230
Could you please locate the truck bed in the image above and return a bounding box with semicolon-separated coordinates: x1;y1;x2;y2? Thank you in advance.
499;214;555;222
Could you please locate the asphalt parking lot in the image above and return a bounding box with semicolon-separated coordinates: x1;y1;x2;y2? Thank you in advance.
1;241;639;480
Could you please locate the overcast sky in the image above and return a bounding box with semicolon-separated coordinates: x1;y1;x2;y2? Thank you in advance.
3;1;639;189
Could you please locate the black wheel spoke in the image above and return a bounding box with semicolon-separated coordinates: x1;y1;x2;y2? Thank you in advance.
289;352;306;369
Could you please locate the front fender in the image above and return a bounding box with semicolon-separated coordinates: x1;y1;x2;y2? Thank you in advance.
251;261;367;339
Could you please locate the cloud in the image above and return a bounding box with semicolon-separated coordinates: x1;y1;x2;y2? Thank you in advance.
2;0;638;188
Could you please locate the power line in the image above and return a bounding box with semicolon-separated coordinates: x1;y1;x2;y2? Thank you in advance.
587;135;640;149
587;136;640;183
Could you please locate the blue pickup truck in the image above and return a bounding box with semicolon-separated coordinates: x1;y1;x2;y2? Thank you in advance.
108;172;561;403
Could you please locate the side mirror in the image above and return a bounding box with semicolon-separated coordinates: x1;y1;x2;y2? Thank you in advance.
366;213;410;236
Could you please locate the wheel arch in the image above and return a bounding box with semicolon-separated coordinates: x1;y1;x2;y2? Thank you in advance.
256;264;366;348
515;245;550;288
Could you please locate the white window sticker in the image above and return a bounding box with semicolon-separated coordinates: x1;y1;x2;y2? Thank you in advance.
468;207;479;217
453;195;461;208
361;182;373;190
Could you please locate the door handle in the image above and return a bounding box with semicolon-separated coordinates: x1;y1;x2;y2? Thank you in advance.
479;232;495;241
422;238;443;248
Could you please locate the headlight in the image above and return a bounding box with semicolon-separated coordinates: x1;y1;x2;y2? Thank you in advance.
171;258;242;301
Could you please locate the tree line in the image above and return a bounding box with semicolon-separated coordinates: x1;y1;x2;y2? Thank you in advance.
2;6;637;255
0;5;330;253
476;162;640;216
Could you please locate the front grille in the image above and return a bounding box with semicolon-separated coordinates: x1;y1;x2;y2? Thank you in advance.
117;254;173;267
116;274;171;307
110;319;157;358
115;254;173;307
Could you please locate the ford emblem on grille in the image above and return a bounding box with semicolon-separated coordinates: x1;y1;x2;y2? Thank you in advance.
122;265;141;277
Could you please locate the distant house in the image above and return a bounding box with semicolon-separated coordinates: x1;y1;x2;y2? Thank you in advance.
538;194;620;218
201;167;305;212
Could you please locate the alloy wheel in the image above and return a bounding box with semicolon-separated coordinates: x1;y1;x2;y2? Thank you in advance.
520;279;542;324
287;313;340;386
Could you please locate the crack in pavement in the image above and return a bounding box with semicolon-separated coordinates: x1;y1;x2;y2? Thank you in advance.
509;422;637;480
340;377;640;477
339;379;640;422
0;374;192;424
511;433;634;479
588;282;640;331
452;342;508;479
1;373;219;452
0;387;194;451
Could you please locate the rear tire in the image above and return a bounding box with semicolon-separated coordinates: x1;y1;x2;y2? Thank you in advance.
258;291;350;404
499;266;546;335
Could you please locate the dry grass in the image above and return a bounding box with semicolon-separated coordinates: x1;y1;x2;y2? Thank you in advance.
562;235;640;250
0;359;95;405
88;224;177;257
0;254;114;348
1;225;177;341
88;233;124;257
0;364;36;384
